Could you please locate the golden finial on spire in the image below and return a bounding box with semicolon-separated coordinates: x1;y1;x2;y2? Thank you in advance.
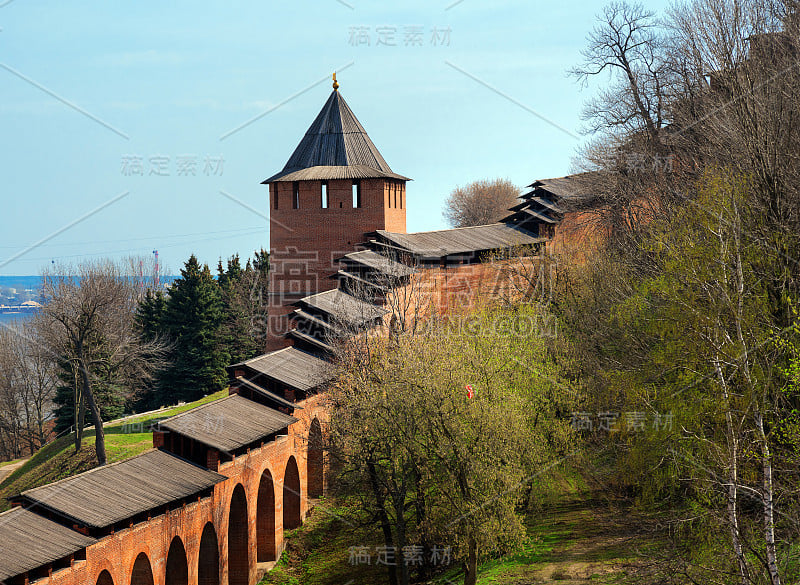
333;72;339;91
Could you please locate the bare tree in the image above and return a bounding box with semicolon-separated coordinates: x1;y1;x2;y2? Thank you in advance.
17;329;57;455
568;1;693;253
443;178;520;228
0;328;26;460
0;325;57;460
36;261;167;466
571;1;671;148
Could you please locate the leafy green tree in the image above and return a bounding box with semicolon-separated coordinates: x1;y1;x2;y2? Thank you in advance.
639;174;789;585
330;305;574;585
564;172;799;584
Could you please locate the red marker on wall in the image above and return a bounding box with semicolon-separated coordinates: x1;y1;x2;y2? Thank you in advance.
466;384;474;399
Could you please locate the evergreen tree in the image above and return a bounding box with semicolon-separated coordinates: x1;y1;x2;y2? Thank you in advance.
217;254;243;290
158;255;228;404
133;250;269;409
217;253;268;364
52;362;80;437
251;248;270;309
131;290;169;410
135;289;168;341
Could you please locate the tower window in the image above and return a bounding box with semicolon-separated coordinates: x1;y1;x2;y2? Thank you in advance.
400;185;403;209
352;181;361;208
321;182;328;209
393;183;398;209
293;182;300;209
274;190;279;210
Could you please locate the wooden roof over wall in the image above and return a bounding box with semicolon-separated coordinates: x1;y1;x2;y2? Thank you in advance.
0;507;96;581
298;288;386;325
157;394;298;454
374;224;545;258
18;450;226;530
232;377;299;410
339;249;415;277
230;346;333;392
526;174;595;201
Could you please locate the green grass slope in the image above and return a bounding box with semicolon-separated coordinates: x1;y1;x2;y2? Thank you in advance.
0;389;228;511
260;465;670;585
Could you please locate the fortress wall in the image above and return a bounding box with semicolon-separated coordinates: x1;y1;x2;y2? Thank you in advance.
45;396;329;585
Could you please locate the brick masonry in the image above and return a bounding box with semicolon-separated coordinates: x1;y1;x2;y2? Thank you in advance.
45;394;328;585
267;177;406;349
384;257;553;326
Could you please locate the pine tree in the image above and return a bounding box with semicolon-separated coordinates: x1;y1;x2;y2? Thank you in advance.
53;363;81;437
135;289;168;341
131;290;169;410
217;254;243;290
251;248;270;308
158;255;228;404
217;253;267;364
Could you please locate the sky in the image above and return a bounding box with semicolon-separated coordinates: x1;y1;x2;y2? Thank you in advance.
0;0;674;276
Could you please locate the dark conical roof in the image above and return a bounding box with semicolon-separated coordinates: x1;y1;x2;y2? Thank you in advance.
262;90;409;183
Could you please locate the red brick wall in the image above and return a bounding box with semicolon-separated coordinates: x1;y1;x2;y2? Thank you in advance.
263;300;298;352
267;178;407;349
385;258;548;327
45;394;329;585
547;209;605;261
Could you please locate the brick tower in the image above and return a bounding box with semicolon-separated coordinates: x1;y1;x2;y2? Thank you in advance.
262;74;410;349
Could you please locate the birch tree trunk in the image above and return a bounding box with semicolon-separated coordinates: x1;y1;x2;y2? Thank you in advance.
730;207;781;585
757;412;781;585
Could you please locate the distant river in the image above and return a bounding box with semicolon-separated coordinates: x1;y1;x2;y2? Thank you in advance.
0;312;35;327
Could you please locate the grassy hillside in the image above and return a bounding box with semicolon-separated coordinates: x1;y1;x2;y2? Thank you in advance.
260;463;670;585
0;389;228;511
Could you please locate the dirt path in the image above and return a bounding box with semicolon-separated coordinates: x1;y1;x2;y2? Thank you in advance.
489;491;663;585
0;459;28;484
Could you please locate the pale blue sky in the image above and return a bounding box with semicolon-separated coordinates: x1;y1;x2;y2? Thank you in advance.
0;0;673;275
